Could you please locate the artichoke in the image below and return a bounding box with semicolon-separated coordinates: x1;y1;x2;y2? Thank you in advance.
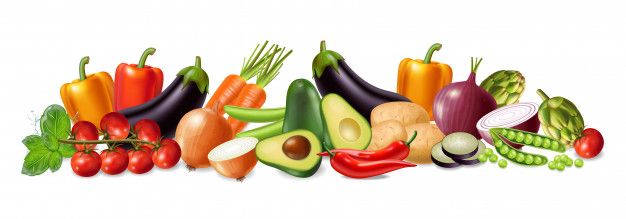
536;89;584;147
480;70;525;107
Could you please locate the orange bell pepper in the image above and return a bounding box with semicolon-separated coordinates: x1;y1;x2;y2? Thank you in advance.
397;43;453;120
60;56;114;129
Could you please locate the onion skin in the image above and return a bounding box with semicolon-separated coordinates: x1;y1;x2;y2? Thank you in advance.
209;150;257;179
433;72;497;139
176;108;233;168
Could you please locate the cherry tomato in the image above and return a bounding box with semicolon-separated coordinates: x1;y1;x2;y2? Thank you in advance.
100;112;130;140
71;121;100;151
71;151;101;177
574;128;604;159
134;119;161;149
152;139;181;169
100;147;129;175
128;146;154;174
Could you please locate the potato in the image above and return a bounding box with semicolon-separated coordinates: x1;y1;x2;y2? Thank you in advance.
404;123;445;164
366;120;407;151
370;102;429;126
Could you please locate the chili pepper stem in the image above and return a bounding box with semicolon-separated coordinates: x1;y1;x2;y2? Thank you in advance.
78;56;90;81
137;47;156;68
322;143;335;157
422;43;442;64
58;139;157;147
537;89;549;101
405;131;417;146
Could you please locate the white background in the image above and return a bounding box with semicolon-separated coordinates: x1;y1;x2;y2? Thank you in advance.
1;0;624;218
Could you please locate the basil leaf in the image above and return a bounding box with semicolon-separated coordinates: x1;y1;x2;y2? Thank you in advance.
40;105;71;148
48;152;62;172
58;143;76;158
22;149;52;176
23;135;45;151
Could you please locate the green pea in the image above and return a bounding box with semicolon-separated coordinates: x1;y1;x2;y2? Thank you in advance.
548;161;556;170
524;134;534;145
550;141;560;151
499;146;510;155
506;132;516;140
575;159;584;167
524;155;534;165
498;159;508;168
533;156;543;165
554;155;562;163
542;139;551;148
485;148;494;156
507;150;517;159
489;154;498;162
556;162;565;171
494;139;503;148
564;159;573;167
533;136;543;147
478;154;488;163
515;132;525;142
516;153;525;163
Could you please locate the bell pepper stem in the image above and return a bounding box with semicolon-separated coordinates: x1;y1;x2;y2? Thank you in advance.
78;56;90;81
537;89;550;101
320;40;327;52
423;43;442;64
137;47;156;68
195;56;201;68
405;131;417;146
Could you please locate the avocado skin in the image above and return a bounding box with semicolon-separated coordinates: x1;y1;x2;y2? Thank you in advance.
255;130;322;178
257;158;321;178
282;79;325;141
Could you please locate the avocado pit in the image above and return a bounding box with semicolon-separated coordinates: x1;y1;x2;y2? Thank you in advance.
282;135;311;160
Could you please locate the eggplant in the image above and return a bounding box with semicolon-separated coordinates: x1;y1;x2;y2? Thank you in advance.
312;41;410;120
120;56;209;138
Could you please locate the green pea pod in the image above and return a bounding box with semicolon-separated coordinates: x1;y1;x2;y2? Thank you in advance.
536;89;584;147
224;106;285;123
236;120;284;140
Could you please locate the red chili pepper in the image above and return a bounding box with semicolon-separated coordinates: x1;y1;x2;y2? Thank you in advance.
319;131;417;161
329;151;416;178
114;48;164;111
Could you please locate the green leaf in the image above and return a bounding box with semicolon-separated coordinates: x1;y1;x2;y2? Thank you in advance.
22;135;45;151
48;152;62;172
21;149;52;176
40;105;71;147
58;143;76;158
45;134;60;151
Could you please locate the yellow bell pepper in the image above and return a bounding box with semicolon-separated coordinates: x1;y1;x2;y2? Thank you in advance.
397;43;453;120
60;56;114;128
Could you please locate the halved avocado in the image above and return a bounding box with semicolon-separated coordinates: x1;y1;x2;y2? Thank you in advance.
320;93;371;150
255;130;322;178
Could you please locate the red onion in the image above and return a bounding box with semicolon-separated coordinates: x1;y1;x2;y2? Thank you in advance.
476;103;540;148
433;58;497;139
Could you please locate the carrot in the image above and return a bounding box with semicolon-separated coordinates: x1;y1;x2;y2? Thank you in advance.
228;46;293;133
205;41;275;115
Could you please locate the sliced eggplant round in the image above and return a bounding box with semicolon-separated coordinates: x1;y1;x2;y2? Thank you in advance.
453;141;486;165
442;132;479;159
431;142;460;168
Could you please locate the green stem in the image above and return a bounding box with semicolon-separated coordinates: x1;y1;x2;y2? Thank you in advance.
137;47;156;68
471;57;483;73
322;143;334;157
422;43;442;64
537;89;549;101
78;56;90;81
405;131;417;146
194;56;201;68
320;40;327;52
58;139;157;146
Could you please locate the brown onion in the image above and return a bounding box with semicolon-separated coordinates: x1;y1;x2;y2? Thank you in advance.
175;108;233;169
208;137;258;180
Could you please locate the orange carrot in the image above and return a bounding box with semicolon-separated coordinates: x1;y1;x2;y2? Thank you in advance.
228;46;293;133
204;41;275;115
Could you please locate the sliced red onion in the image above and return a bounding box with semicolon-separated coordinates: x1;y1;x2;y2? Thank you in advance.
477;102;540;148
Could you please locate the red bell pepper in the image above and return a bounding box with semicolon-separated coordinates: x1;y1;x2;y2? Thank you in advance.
114;48;164;111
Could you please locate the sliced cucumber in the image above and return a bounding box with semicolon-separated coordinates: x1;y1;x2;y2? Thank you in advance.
442;132;479;159
453;141;486;165
431;142;460;168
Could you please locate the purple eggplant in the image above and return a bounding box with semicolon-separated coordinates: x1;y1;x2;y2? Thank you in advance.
312;41;410;121
120;56;209;138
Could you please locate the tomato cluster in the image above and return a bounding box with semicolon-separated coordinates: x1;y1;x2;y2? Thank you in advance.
69;112;181;177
